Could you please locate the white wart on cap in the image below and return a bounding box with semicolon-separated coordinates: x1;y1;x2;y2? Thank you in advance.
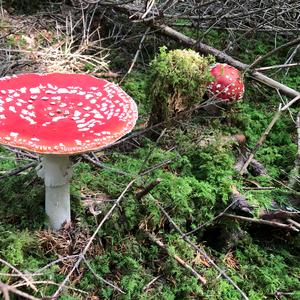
0;73;138;154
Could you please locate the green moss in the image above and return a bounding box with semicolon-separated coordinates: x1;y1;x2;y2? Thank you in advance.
121;72;149;119
148;47;214;125
0;170;45;229
0;28;299;299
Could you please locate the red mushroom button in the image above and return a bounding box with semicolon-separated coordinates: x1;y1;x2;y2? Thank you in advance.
0;73;138;230
207;63;245;102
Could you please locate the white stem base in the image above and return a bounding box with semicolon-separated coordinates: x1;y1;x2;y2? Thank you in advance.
37;154;72;231
45;184;70;231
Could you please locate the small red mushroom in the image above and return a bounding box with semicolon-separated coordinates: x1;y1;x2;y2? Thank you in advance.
0;73;138;230
207;63;245;102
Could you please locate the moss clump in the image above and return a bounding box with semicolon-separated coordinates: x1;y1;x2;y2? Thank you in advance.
147;47;214;125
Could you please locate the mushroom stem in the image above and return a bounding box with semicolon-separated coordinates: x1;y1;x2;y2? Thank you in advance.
37;154;73;230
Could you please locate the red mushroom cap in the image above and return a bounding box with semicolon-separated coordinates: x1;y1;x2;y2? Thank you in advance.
0;73;138;154
207;63;245;102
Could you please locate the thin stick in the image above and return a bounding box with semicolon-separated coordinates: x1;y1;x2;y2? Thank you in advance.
224;214;299;231
139;158;175;176
82;153;133;176
284;44;300;75
12;281;88;295
184;197;239;236
146;232;206;285
156;203;249;300
136;178;162;200
141;0;156;19
255;63;300;71
51;179;135;299
0;273;41;278
0;258;37;292
82;257;125;294
242;187;275;190
240;95;300;175
125;27;150;76
0;162;36;180
143;275;161;291
138;128;167;175
33;255;80;274
239;105;282;175
288;111;300;188
4;147;39;160
0;281;41;300
248;37;300;69
287;219;300;230
2;288;10;300
281;95;300;111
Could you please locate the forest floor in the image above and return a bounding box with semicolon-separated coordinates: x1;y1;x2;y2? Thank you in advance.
0;2;299;300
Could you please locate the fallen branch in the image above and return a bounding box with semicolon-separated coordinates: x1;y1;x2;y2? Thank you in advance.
150;25;300;98
224;214;299;232
259;210;299;221
145;231;207;285
107;3;299;98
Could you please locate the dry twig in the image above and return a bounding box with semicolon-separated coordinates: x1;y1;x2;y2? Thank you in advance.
239;104;282;175
224;214;299;232
146;231;207;285
136;178;162;200
240;94;300;175
0;258;37;292
0;161;36;180
156;202;249;300
0;281;41;300
288;112;300;189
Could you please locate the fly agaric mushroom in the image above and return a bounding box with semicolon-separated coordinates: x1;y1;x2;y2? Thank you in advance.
207;63;245;102
0;73;138;230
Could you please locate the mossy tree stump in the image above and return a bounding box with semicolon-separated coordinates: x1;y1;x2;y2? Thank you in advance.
147;47;214;126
